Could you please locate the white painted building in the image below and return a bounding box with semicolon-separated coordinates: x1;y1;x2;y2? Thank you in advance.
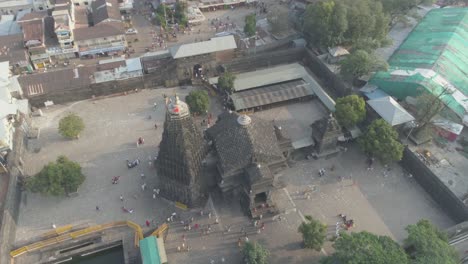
0;61;29;152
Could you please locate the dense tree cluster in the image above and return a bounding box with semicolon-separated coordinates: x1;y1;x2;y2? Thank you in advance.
244;14;257;37
217;71;236;94
321;231;409;264
303;0;437;49
335;95;366;128
320;220;458;264
303;0;389;49
185;90;210;115
154;3;188;28
58;113;85;139
243;241;270;264
405;220;459;264
26;156;85;196
340;49;388;80
298;215;327;251
358;119;404;163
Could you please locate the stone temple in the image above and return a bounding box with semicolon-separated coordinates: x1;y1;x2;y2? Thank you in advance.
206;111;292;217
156;95;207;207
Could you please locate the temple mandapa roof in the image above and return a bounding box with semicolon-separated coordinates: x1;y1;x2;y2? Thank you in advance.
206;112;285;175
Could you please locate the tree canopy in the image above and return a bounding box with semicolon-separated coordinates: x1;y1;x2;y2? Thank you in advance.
298;215;327;251
243;241;270;264
321;231;409;264
358;119;404;163
26;156;85;196
217;71;236;94
185;90;210;115
303;0;389;49
154;3;187;28
415;90;451;132
340;49;388;80
244;14;257;37
58;113;85;139
335;95;366;128
174;2;188;26
267;7;290;34
404;220;459;264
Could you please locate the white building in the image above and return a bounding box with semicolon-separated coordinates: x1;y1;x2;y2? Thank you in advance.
0;61;29;152
94;57;142;83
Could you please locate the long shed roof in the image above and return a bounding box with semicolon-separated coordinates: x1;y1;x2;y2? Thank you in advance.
370;8;468;119
169;35;236;59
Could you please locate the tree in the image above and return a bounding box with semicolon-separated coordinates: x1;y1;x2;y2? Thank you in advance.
217;71;236;94
335;95;366;128
154;5;168;28
302;0;335;47
302;0;390;49
415;87;452;133
58;113;85;139
328;1;348;46
321;231;409;264
26;156;85;196
298;215;327;251
358;119;404;163
243;241;270;264
174;2;188;26
185;90;210;115
244;14;257;37
267;7;289;34
340;49;388;81
404;220;459;264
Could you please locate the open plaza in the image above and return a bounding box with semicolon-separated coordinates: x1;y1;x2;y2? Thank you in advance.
12;87;454;263
0;0;467;262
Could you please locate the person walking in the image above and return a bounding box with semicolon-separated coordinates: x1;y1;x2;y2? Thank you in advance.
96;206;100;211
146;220;150;227
120;195;124;201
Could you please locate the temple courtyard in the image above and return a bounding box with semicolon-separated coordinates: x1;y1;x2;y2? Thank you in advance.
14;88;454;263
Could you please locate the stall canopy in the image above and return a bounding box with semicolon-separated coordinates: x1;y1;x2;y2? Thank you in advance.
140;236;160;264
367;96;415;126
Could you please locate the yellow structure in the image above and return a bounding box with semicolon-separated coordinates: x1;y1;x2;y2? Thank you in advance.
10;221;143;259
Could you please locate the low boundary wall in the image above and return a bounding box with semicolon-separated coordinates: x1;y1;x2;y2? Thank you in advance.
400;147;468;223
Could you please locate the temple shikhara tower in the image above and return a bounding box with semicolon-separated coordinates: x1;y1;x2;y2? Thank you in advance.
156;95;207;207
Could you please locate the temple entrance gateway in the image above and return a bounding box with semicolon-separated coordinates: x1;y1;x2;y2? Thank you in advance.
193;64;202;78
254;192;267;204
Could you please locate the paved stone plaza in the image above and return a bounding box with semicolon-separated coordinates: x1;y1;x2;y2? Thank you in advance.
14;89;455;264
16;88;191;244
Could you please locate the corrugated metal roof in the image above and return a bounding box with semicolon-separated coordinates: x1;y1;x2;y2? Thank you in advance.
230;79;313;110
370;8;468;119
211;63;336;111
139;236;161;264
169;35;237;59
367;96;415;126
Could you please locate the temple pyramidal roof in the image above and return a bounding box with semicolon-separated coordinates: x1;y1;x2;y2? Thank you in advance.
156;95;207;205
206;111;285;175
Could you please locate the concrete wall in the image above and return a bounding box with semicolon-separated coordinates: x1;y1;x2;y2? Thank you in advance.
28;78;145;107
302;49;349;98
225;48;305;73
0;129;25;264
400;147;468;223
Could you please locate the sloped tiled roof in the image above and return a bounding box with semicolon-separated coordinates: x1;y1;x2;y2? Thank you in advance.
73;21;124;41
91;0;121;25
206;112;285;175
367;96;415;126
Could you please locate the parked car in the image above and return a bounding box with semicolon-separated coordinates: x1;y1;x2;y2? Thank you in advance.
126;28;138;35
